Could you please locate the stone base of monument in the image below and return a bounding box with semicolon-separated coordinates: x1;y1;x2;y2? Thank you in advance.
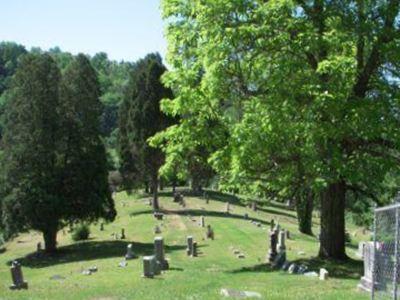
357;276;374;292
159;259;169;270
9;282;28;290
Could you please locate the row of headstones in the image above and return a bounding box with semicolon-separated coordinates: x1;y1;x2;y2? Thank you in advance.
267;222;329;280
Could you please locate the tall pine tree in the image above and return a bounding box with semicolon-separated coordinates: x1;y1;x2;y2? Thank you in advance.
118;53;173;211
0;53;116;253
58;54;116;229
0;54;62;252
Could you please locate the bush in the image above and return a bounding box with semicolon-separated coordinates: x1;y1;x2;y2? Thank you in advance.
71;224;90;241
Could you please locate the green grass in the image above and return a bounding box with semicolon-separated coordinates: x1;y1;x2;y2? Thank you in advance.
0;189;369;299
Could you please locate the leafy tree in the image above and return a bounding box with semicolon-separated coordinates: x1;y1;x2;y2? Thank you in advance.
159;0;400;259
118;53;173;210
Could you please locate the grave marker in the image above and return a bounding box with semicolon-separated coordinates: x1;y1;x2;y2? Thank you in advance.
9;261;28;290
154;237;169;270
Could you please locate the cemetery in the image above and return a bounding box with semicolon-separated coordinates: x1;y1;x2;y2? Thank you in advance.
0;189;371;299
1;0;400;299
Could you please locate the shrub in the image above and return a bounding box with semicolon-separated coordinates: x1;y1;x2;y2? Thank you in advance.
71;224;90;241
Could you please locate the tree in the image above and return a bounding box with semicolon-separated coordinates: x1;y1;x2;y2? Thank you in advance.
118;53;173;211
0;42;27;139
0;53;62;252
159;0;400;259
58;53;116;234
0;53;116;253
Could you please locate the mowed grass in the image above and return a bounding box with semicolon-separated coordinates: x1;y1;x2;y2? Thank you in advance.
0;190;369;300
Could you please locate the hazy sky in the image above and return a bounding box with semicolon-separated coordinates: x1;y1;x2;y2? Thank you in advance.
1;0;167;62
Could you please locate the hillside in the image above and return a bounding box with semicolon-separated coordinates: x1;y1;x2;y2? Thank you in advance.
0;190;369;300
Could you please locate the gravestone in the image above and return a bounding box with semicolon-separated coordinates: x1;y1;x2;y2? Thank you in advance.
125;243;136;260
192;241;198;257
121;228;125;239
154;225;161;234
251;202;257;211
142;256;155;278
319;268;329;280
186;236;194;256
298;265;308;274
154;212;164;220
9;261;28;290
173;192;181;203
225;202;230;214
277;230;286;252
267;229;278;263
206;225;215;240
100;223;104;231
154;237;169;270
270;219;275;231
220;289;262;299
288;263;298;274
199;216;205;227
358;242;374;292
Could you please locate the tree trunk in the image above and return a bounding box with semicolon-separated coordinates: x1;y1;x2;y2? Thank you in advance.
296;190;313;235
318;181;347;260
152;176;159;211
43;227;58;254
159;178;164;191
172;180;176;194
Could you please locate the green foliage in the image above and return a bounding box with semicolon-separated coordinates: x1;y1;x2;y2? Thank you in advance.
0;53;115;252
0;53;62;237
118;53;174;198
71;224;90;241
159;0;400;258
58;54;116;223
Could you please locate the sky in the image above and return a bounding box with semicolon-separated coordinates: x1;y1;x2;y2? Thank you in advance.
1;0;167;62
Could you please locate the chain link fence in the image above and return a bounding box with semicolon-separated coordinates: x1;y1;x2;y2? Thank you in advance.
373;203;400;299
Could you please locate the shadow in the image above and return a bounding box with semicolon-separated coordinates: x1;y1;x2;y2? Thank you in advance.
9;240;186;269
165;209;270;226
251;206;297;220
169;267;184;271
227;263;274;274
227;257;363;280
290;257;363;279
130;209;154;217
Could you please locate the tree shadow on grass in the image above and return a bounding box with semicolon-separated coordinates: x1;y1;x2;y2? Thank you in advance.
165;209;271;226
227;257;363;280
8;240;186;269
129;207;270;226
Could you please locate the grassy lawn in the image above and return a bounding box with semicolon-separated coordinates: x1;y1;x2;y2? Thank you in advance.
0;189;369;300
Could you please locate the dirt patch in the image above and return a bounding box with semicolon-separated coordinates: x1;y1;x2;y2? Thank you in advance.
169;214;187;231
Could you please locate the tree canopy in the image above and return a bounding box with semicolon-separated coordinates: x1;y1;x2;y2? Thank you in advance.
156;0;400;259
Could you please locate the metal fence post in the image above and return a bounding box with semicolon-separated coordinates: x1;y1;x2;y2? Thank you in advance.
394;207;399;300
372;203;377;300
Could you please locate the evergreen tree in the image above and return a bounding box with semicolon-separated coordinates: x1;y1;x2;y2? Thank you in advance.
0;54;62;252
118;53;173;211
58;54;116;228
0;53;116;253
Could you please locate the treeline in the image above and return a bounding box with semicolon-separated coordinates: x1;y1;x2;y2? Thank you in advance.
0;42;131;157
